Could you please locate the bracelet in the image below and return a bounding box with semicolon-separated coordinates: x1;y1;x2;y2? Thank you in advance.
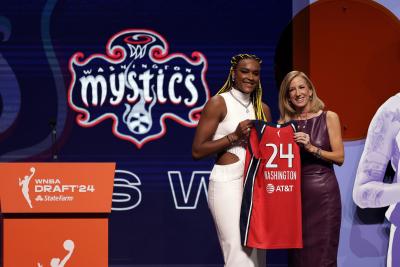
315;147;322;158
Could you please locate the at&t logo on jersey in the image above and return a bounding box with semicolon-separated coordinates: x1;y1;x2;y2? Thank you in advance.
68;29;210;148
266;183;275;194
266;183;294;194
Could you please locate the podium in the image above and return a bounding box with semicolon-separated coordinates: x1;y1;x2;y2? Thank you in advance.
0;162;115;267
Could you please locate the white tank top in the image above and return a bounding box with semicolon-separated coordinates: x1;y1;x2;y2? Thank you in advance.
213;88;256;161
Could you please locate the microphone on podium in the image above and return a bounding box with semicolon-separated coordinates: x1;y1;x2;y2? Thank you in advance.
49;119;57;161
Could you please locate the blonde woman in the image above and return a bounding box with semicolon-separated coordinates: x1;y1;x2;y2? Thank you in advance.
278;71;344;267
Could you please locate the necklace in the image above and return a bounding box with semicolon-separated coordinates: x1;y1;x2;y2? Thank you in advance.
229;90;251;113
297;112;308;130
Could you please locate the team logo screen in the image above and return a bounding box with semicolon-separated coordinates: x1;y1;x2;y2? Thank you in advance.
68;29;209;148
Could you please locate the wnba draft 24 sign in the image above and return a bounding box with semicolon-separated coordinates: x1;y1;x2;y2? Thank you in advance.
0;162;115;213
68;29;210;148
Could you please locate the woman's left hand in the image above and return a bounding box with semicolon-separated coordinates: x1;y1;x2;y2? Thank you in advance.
294;132;312;151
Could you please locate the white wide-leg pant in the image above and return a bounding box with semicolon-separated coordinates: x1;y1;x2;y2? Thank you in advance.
208;160;266;267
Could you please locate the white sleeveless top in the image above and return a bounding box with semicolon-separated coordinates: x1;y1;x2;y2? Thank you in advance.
213;88;256;161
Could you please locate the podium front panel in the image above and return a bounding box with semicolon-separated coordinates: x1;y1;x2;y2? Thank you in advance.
3;218;108;267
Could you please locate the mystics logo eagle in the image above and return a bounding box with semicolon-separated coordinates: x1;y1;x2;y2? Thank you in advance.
68;29;209;148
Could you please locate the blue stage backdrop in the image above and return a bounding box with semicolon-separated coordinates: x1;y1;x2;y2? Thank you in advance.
3;1;400;266
0;0;292;265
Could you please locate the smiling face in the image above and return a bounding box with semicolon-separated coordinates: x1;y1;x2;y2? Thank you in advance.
232;58;260;94
288;76;313;112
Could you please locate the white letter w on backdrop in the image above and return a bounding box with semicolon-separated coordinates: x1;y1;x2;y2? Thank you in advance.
168;171;209;209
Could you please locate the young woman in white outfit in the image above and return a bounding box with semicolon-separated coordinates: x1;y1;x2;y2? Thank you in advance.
192;54;271;267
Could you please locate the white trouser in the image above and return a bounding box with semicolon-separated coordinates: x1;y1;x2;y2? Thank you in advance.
208;160;266;267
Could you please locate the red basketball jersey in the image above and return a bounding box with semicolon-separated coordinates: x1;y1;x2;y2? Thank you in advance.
240;120;302;249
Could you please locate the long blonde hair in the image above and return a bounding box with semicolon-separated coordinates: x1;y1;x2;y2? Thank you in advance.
279;71;325;122
217;54;267;121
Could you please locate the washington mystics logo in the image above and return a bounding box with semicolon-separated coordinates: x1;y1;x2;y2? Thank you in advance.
68;29;209;148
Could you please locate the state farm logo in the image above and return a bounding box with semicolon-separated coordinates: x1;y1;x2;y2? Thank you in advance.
68;29;210;148
18;167;96;208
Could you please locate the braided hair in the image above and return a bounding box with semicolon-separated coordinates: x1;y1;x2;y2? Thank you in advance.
217;54;267;121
